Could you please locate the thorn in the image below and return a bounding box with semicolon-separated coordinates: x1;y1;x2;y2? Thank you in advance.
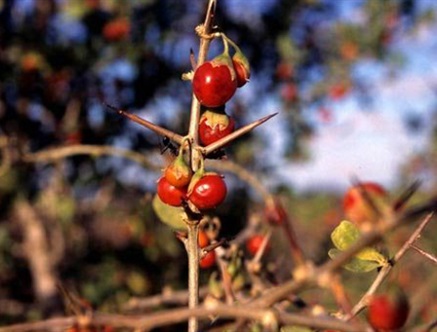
393;180;422;212
103;103;184;145
190;48;197;70
202;112;278;155
350;176;383;219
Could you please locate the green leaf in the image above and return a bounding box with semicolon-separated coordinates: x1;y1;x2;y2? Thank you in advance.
152;195;187;230
331;220;360;250
331;220;387;264
355;246;387;265
328;248;381;273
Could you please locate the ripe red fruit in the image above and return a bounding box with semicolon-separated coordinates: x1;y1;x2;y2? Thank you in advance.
198;230;210;248
368;288;410;331
281;82;298;102
103;18;130;42
188;173;227;210
329;82;349;100
199;110;235;146
246;234;270;256
199;250;216;269
232;51;250;87
156;176;187;207
192;54;237;107
343;182;387;226
164;152;193;188
275;61;294;81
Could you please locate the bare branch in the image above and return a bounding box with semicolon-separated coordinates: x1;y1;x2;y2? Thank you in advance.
410;244;437;265
0;304;367;332
22;144;161;170
347;212;434;319
14;200;58;304
122;287;209;312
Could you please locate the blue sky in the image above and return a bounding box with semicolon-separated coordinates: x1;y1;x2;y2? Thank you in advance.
270;13;437;193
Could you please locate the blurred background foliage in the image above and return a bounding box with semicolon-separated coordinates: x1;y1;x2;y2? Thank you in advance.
1;0;437;328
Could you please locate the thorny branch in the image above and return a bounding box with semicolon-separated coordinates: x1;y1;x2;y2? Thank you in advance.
346;212;435;319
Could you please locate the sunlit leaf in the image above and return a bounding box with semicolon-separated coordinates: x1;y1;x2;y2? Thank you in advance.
152;195;187;230
328;248;381;273
331;220;361;250
355;246;387;264
331;220;387;264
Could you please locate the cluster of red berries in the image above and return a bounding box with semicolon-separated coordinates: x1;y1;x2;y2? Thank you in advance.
157;152;227;211
156;35;251;212
193;35;250;147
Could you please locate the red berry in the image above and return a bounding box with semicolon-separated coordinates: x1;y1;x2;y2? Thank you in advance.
192;54;237;107
199;250;216;269
103;18;130;42
329;82;349;100
275;61;294;80
368;288;410;331
156;176;187;207
246;234;270;256
232;51;250;87
164;152;193;188
199;110;235;146
188;174;227;210
198;230;210;248
343;182;387;226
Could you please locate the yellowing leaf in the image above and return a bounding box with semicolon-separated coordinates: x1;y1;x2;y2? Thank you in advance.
329;220;388;272
331;220;360;250
152;195;187;230
328;248;381;273
331;220;388;264
355;246;387;265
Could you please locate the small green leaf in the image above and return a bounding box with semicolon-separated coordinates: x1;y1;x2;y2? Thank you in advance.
355;247;387;265
331;220;360;250
331;220;388;264
328;248;381;273
152;195;187;230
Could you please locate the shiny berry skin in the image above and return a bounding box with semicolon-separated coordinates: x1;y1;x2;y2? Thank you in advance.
232;52;250;88
156;177;187;207
368;290;410;331
246;234;270;256
188;174;227;210
198;230;210;248
199;110;235;146
200;250;216;269
164;153;193;188
192;58;237;108
343;182;387;226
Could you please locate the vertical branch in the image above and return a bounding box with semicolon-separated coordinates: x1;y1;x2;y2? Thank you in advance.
188;0;217;170
185;1;217;331
187;222;200;332
14;200;58;307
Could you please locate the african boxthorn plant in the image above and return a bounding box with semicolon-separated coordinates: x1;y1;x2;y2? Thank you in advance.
2;1;437;332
